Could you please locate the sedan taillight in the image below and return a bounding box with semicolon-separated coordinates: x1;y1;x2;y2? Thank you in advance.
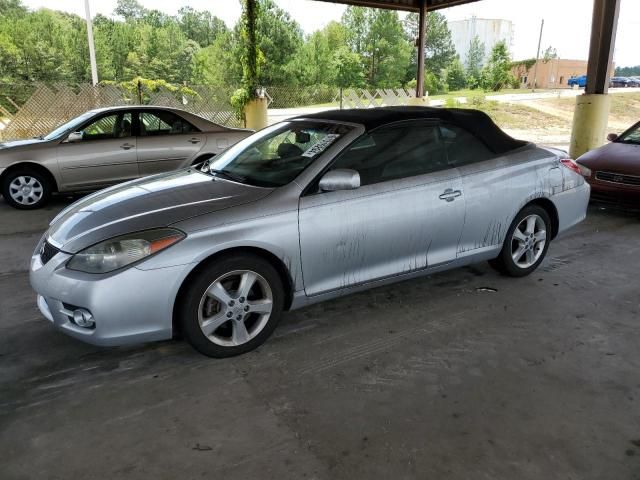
560;158;590;177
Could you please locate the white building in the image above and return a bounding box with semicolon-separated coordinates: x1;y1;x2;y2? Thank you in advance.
449;17;514;67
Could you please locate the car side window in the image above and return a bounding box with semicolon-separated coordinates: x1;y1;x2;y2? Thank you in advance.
139;111;197;136
618;124;640;144
439;124;494;167
81;113;132;141
329;123;449;186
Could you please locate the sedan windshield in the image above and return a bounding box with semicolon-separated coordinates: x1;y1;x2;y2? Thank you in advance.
43;111;98;140
616;123;640;145
206;121;352;187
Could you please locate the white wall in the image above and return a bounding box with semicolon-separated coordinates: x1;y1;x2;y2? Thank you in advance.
449;17;514;68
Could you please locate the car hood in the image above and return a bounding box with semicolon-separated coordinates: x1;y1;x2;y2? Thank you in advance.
0;138;52;150
48;169;273;253
577;141;640;175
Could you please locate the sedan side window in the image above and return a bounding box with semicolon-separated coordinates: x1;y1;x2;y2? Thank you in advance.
440;124;494;167
330;123;449;186
81;113;132;141
140;111;197;136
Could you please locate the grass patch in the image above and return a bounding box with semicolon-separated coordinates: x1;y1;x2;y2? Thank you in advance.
537;92;640;128
453;97;567;131
429;88;552;101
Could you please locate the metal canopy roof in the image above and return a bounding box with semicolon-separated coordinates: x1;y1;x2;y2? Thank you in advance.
314;0;481;12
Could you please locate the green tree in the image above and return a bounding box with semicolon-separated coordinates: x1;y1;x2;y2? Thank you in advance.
114;0;144;22
480;41;514;91
251;0;302;86
341;6;367;55
404;11;456;81
191;31;241;87
177;6;227;48
446;57;467;91
465;35;485;88
0;0;26;17
542;45;558;63
285;29;333;86
332;46;364;87
342;7;412;87
616;65;640;76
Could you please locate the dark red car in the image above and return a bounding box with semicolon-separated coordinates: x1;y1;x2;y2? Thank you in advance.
576;121;640;205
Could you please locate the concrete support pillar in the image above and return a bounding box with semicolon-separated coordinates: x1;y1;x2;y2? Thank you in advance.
244;98;268;131
569;94;611;158
569;0;620;158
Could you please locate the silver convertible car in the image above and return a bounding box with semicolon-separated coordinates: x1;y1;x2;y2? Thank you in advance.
0;106;251;209
30;107;590;357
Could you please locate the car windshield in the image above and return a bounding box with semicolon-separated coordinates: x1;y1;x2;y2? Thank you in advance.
205;121;352;187
42;111;99;140
616;123;640;145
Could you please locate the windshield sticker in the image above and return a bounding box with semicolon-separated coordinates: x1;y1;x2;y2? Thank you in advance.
301;134;341;157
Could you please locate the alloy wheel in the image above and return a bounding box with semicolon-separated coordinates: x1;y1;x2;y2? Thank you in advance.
197;270;273;347
510;214;547;269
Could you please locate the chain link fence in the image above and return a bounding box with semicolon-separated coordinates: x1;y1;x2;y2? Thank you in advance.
0;82;417;141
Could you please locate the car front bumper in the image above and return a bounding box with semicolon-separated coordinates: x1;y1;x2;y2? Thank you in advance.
29;247;192;347
586;179;640;206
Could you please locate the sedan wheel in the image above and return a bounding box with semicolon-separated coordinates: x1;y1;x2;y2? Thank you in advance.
489;205;551;277
2;169;52;209
179;254;284;357
510;214;547;269
198;270;273;347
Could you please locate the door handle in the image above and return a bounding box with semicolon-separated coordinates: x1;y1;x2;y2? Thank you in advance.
188;137;201;144
120;143;134;150
439;188;462;202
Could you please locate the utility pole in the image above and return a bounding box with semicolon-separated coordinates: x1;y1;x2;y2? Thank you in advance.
84;0;99;85
532;19;544;92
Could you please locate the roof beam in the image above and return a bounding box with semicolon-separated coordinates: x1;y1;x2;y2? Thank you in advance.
313;0;481;12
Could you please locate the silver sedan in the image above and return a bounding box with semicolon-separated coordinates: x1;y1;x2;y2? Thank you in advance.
29;107;590;357
0;106;251;209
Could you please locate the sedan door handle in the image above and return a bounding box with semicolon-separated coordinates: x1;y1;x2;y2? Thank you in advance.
120;143;135;150
188;137;201;144
439;188;462;202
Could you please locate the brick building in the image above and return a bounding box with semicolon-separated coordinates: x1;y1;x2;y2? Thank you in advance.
511;59;616;89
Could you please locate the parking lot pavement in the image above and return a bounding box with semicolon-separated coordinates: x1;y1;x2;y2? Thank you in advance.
1;196;639;480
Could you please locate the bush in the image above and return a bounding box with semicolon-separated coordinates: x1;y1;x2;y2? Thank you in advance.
444;97;461;108
230;87;251;121
406;71;449;96
466;92;487;107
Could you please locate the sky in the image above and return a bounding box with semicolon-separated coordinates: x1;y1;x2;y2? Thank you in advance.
20;0;640;67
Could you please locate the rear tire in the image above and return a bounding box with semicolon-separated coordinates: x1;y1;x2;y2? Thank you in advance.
489;205;551;277
1;167;52;209
179;254;284;358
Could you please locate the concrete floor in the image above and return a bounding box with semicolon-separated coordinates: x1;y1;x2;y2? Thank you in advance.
1;196;639;480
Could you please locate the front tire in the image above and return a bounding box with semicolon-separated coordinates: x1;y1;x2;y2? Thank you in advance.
179;254;284;358
489;205;551;277
1;168;52;209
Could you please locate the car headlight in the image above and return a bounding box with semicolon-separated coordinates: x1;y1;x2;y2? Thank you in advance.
67;228;185;274
577;162;592;178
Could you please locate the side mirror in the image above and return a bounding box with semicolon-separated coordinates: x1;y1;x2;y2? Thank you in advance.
319;169;360;192
607;133;618;142
66;131;83;143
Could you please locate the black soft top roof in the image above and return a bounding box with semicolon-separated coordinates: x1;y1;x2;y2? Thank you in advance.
294;106;527;154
